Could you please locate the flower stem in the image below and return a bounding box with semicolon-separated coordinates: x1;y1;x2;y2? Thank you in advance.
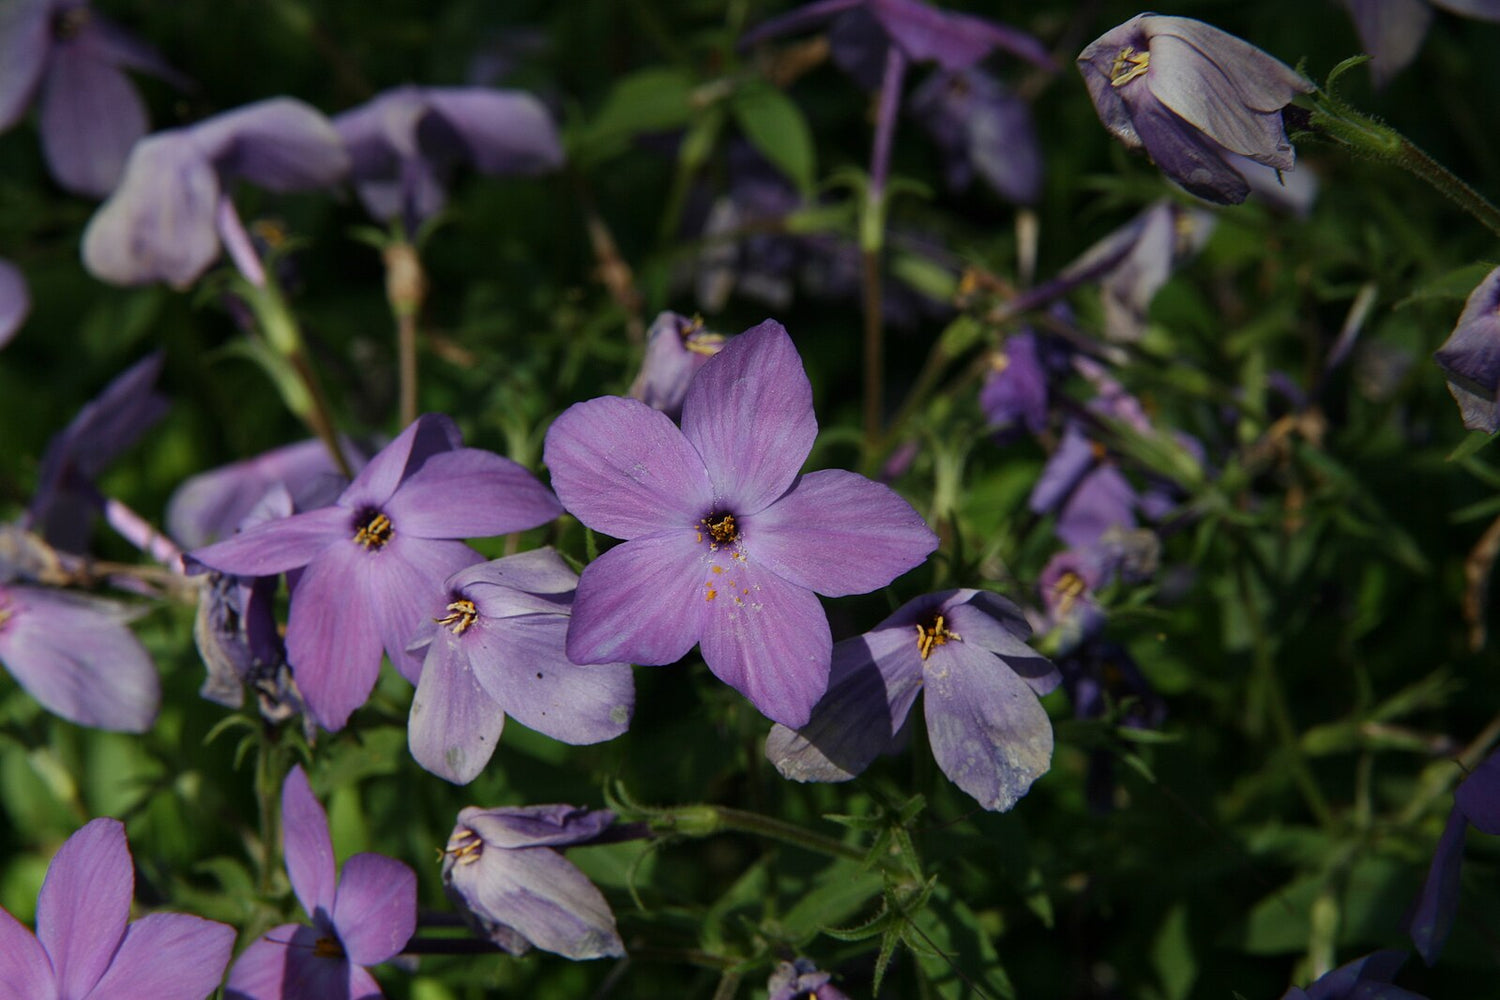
859;46;907;467
635;800;866;863
382;239;428;429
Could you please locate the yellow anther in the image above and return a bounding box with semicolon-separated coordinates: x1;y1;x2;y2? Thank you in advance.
915;614;962;661
705;512;737;545
443;828;484;866
1109;46;1151;87
312;936;345;958
354;512;394;550
435;598;478;635
1052;571;1087;617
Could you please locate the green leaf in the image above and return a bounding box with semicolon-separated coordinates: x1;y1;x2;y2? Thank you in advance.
574;67;698;165
1394;261;1494;309
731;80;817;196
788;860;886;939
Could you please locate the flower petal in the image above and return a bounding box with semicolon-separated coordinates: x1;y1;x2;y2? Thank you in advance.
190;97;350;191
458;804;615;849
408;634;506;784
680;320;816;514
185;506;350;578
566;532;706;666
1133;100;1251;204
37;818;133;1000
923;640;1053;811
1456;749;1500;834
367;535;483;683
0;904;52;1000
424;88;564;174
1406;807;1468;965
343;413;461;510
0;257;29;349
222;923;302;1000
38;42;146;197
386;448;562;539
0;0;48;130
943;591;1060;696
283;544;385;731
225;924;382;1000
743;469;936;597
82;912;235;1000
447;845;623;960
282;765;337;922
332;853;417;967
699;561;830;727
543;395;713;538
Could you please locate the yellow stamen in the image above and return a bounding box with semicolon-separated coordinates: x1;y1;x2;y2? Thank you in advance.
915;614;962;661
705;513;737;545
435;598;478;634
354;512;393;550
443;828;484;866
1052;571;1086;617
1109;46;1151;87
312;936;344;958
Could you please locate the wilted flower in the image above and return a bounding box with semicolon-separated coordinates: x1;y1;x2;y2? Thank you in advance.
82;98;350;287
767;589;1059;811
1077;14;1312;204
627;312;729;421
544;321;937;727
769;957;850;1000
0;817;234;1000
1434;265;1500;433
188;414;562;731
407;549;634;784
1280;949;1426;1000
908;66;1042;204
0;0;187;197
226;766;416;1000
442;804;624;960
335;84;564;232
1404;749;1500;964
0;257;29;347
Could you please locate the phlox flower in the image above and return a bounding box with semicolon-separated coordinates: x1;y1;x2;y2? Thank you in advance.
769;957;850;1000
908;66;1042;205
627;311;729;421
543;320;938;727
1280;949;1426;1000
0;257;28;348
1404;749;1500;964
1434;265;1500;433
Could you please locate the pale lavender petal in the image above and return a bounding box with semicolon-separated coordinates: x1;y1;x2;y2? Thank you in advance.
1056;465;1137;550
0;0;48;130
285;545;387;731
424;88;564;174
743;469;936;597
37;817;132;1000
458;804;615;849
343;413;460;511
448;845;623;960
543;396;713;539
190;98;350;191
454;548;579;606
331;853;417;966
681;320;817;514
1029;425;1096;514
872;0;1050;71
566;531;705;665
923;640;1053;811
1341;0;1431;88
186;506;350;578
941;591;1060;696
0;904;52;1000
1143;16;1312;116
1407;807;1467;964
1147;35;1296;166
366;535;483;682
282;765;337;921
474;615;633;744
409;634;506;783
39;41;146;197
82;911;235;1000
387;449;561;539
699;561;830;727
0;257;28;348
223;923;302;1000
740;0;862;49
226;924;381;1000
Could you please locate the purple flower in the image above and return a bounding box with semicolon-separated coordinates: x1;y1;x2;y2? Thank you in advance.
407;548;635;784
1341;0;1500;88
82;98;350;287
442;804;624;960
1281;949;1426;1000
767;589;1059;811
0;0;187;197
769;957;850;1000
1029;424;1138;550
1077;14;1312;204
0;257;29;348
335;84;563;232
0;816;234;999
1405;749;1500;964
1056;637;1166;812
1434;266;1500;433
1038;548;1109;654
227;766;416;1000
1090;202;1215;344
908;67;1042;204
978;331;1050;439
544;321;938;727
627;312;729;421
187;414;563;731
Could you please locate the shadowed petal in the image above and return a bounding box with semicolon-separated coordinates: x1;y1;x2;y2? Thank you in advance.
1056;465;1137;550
1134;100;1252;204
544;396;712;538
0;904;52;1000
943;592;1060;696
1407;807;1467;965
332;853;417;966
740;0;862;49
344;413;461;510
273;926;376;1000
475;615;634;743
186;506;350;578
83;911;235;1000
1456;750;1500;833
700;562;830;727
455;548;580;609
39;43;146;197
366;535;483;682
223;923;304;1000
190;98;349;190
387;448;562;539
924;640;1053;811
458;804;615;849
743;469;936;597
567;532;706;665
448;845;623;960
409;634;506;784
0;0;49;130
0;257;28;348
37;818;132;1000
681;320;816;514
425;89;564;174
285;546;385;731
282;766;337;921
1147;34;1297;165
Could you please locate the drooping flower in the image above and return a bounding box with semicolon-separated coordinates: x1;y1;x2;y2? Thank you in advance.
1077;14;1312;204
82;98;350;287
767;589;1059;811
335;84;563;232
1404;749;1500;964
407;548;635;784
442;804;624;960
187;413;563;731
0;0;188;197
0;817;234;1000
0;257;29;348
908;66;1042;205
226;766;416;1000
1434;265;1500;433
768;957;851;1000
627;312;729;421
544;321;938;727
1280;949;1427;1000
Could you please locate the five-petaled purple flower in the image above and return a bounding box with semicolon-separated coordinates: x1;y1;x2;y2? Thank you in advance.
767;589;1059;811
188;413;563;731
1404;749;1500;964
1434;265;1500;433
226;766;416;1000
0;817;235;1000
768;957;851;1000
442;804;624;960
544;320;938;727
1077;14;1311;204
407;548;635;784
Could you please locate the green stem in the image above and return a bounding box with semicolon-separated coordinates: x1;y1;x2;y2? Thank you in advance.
861;246;885;471
642;802;865;863
254;733;283;896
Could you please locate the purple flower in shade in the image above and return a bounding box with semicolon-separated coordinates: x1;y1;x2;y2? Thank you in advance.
226;766;416;1000
769;957;850;1000
1029;423;1138;551
978;330;1050;439
0;817;234;1000
544;321;938;728
187;414;563;731
694;142;804;314
334;84;563;233
0;0;187;197
1038;548;1109;656
1434;266;1500;433
0;257;29;348
767;589;1059;811
1280;949;1426;1000
441;804;624;960
81;98;350;288
1404;749;1500;964
1077;14;1312;204
908;66;1042;205
627;312;729;422
1055;637;1165;813
407;548;634;784
1340;0;1500;89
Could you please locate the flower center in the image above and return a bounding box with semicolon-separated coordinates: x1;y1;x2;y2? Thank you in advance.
703;511;738;546
52;4;91;40
1109;46;1150;87
0;590;12;632
436;598;478;635
443;827;484;865
312;935;345;959
1052;571;1086;617
915;614;962;660
353;509;393;550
